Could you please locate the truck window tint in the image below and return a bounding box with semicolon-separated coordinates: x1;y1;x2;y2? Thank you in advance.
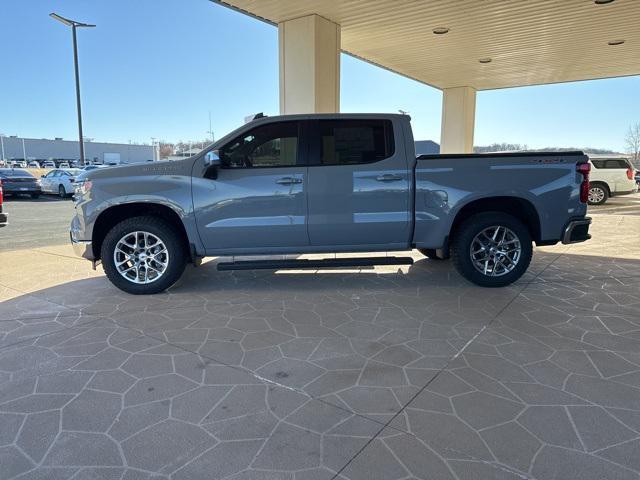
604;159;630;169
220;122;298;168
592;159;630;169
318;120;394;165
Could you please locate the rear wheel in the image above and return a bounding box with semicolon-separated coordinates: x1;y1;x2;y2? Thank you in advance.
101;216;187;294
588;183;608;205
451;212;532;287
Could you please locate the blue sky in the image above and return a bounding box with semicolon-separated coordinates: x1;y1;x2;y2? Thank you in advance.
1;0;639;151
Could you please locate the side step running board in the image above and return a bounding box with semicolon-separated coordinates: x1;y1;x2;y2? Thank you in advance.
217;256;414;271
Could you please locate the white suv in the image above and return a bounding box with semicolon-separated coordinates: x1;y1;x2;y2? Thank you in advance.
588;157;637;205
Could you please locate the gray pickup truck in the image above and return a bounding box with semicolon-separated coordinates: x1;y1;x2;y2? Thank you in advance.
71;113;592;294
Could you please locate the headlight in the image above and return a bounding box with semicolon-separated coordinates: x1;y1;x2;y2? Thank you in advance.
74;180;92;196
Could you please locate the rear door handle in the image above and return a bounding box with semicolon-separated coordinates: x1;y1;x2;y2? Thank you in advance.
276;177;302;185
376;174;403;182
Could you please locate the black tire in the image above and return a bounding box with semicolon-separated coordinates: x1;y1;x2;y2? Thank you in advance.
58;185;67;198
418;248;446;260
587;183;608;205
101;216;187;295
31;193;40;199
451;212;532;288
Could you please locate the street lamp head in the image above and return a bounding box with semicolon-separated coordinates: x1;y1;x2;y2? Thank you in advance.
50;13;95;28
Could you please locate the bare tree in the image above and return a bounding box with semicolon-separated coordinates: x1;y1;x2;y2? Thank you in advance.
625;122;640;168
474;143;527;153
159;143;174;160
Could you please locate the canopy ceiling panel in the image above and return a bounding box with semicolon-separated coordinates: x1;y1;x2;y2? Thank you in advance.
214;0;640;90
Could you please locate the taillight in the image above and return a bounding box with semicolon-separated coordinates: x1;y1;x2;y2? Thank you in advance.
627;168;634;180
0;183;3;206
577;162;590;203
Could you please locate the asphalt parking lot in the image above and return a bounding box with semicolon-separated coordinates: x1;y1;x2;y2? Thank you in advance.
1;194;640;480
0;196;75;251
590;193;640;216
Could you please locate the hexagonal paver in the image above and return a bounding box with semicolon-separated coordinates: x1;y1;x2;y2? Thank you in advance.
3;211;640;478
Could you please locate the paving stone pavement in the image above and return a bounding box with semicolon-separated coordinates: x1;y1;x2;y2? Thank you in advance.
1;213;639;479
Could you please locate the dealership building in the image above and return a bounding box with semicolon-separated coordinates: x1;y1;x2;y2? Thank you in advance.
0;136;154;164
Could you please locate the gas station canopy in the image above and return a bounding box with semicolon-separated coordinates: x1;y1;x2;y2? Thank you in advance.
214;0;640;90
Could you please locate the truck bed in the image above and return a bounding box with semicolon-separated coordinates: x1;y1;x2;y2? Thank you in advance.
412;151;589;250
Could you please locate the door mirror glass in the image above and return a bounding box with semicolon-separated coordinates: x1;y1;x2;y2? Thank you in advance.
205;150;221;167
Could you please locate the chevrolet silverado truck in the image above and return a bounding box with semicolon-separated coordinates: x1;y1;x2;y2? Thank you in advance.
70;114;592;294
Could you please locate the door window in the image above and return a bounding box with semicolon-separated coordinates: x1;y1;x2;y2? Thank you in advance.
219;122;299;168
315;119;394;165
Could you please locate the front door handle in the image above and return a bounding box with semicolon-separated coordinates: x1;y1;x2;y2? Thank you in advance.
376;174;403;182
276;177;302;185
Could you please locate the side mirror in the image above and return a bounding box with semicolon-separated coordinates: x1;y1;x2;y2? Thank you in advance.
204;150;221;167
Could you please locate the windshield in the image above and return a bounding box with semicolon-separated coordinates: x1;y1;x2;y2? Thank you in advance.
0;168;33;177
64;169;83;175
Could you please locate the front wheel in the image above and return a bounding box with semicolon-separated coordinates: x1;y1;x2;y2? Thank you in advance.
58;185;67;198
451;212;532;288
101;216;187;294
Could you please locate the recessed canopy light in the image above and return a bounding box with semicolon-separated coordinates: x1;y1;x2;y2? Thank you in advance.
479;58;492;64
433;27;449;35
608;39;625;45
594;0;615;4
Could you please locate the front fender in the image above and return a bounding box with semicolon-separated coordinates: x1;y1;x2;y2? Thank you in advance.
73;173;203;257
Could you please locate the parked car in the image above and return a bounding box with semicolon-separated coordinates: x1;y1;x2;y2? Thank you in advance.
58;161;71;169
42;160;56;169
83;164;109;172
40;168;83;198
27;161;41;168
10;160;27;168
71;113;592;294
588;157;637;205
0;168;41;198
0;180;7;226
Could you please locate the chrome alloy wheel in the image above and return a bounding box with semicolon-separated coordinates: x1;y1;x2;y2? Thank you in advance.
469;225;521;277
588;186;605;204
113;231;169;284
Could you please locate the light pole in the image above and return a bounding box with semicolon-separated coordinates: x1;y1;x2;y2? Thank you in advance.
50;13;95;166
207;111;214;142
0;134;5;163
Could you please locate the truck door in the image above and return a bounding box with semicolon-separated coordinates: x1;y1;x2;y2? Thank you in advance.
192;120;309;253
306;118;411;248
